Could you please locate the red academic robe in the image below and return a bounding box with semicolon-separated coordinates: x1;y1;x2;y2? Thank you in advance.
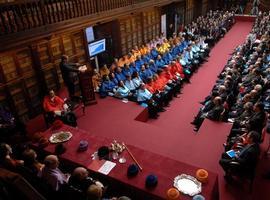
43;96;65;112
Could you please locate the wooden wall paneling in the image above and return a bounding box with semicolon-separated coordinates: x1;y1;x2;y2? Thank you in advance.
0;85;8;107
142;9;161;44
42;66;58;91
15;47;33;75
48;37;61;90
61;35;75;56
72;31;85;59
21;74;35;117
1;84;19;120
186;0;194;24
119;20;127;55
0;53;19;82
7;79;29;122
30;43;48;99
23;70;43;116
37;41;51;67
202;0;208;15
0;63;6;83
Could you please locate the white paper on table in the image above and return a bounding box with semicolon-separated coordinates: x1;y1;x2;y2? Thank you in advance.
98;161;116;175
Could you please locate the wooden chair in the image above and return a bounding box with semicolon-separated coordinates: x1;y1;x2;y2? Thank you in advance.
228;157;259;192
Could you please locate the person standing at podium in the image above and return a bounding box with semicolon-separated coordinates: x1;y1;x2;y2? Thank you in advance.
60;55;85;101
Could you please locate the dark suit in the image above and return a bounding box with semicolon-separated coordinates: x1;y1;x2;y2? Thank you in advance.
193;105;224;130
248;111;266;133
207;105;224;121
60;61;79;98
219;143;260;176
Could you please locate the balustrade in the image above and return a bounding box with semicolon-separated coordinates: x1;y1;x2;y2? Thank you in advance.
0;0;148;35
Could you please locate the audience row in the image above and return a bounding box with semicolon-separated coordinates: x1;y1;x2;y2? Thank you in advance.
190;11;270;182
0;143;130;200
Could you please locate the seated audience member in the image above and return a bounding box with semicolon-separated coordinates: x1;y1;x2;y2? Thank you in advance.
122;64;134;78
193;96;224;131
92;69;101;92
150;46;159;59
68;167;104;193
163;66;181;97
229;102;254;126
139;65;150;82
141;53;150;64
137;83;159;119
149;59;158;73
100;75;117;98
115;81;133;100
170;60;185;80
155;55;166;69
86;184;103;200
139;44;149;56
219;131;261;181
229;102;266;138
132;46;141;58
110;58;119;71
179;54;192;79
43;90;77;127
0;106;26;141
115;67;126;82
99;64;110;78
86;183;130;200
127;53;136;64
109;72;119;88
129;62;138;74
124;74;136;95
145;64;154;79
39;155;69;191
134;55;144;71
118;196;131;200
0;143;24;170
132;71;143;89
22;148;44;175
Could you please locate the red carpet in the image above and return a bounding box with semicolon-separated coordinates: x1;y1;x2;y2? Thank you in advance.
76;21;256;200
27;21;266;199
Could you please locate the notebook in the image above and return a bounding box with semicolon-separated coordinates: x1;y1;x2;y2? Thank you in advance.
226;150;236;158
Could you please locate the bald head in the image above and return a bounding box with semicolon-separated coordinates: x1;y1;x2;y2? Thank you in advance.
214;96;222;105
44;155;59;169
72;167;89;180
218;85;226;93
254;84;262;92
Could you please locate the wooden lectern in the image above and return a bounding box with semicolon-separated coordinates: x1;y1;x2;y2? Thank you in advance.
78;69;97;106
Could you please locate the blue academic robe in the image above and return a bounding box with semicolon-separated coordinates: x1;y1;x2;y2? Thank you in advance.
139;70;149;82
135;59;144;71
115;72;126;82
149;63;158;73
150;49;159;59
122;68;133;77
100;80;115;97
137;88;152;102
142;54;151;63
155;59;165;69
145;68;153;79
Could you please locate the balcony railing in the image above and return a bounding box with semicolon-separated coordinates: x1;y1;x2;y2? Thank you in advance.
0;0;151;35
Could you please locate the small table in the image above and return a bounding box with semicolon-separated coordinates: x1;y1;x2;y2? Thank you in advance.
34;125;219;200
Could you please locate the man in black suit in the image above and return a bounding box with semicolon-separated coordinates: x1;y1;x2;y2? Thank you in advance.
59;55;81;100
248;102;266;133
193;96;224;131
219;131;260;181
229;102;266;138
